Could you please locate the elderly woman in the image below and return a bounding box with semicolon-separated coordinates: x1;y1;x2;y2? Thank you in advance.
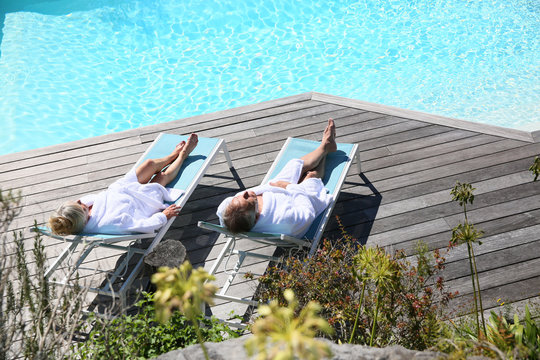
217;120;337;238
48;134;198;235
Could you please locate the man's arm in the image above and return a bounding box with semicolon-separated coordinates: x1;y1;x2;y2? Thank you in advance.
269;180;291;189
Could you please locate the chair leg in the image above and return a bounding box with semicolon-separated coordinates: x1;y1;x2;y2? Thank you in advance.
356;147;362;174
220;142;234;170
45;240;81;279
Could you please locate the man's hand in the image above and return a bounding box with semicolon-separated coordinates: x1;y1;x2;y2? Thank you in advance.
163;204;181;219
269;180;290;189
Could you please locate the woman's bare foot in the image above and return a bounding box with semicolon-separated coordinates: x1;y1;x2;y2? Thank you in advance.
173;141;186;156
183;133;198;156
322;119;337;153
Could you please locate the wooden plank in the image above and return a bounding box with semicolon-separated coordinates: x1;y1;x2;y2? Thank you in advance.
339;157;535;206
365;178;540;235
362;143;540;192
0;136;143;174
442;240;540;282
387;208;540;256
366;218;452;247
364;138;526;177
357;125;454;152
443;194;540;228
446;258;540;305
386;128;477;154
449;277;540;315
372;133;500;170
334;170;534;233
443;224;540;264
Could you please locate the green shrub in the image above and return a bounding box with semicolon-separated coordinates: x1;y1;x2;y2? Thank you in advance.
245;289;333;360
450;181;486;336
1;189;88;360
439;305;540;359
530;156;539;182
74;293;240;359
256;219;455;350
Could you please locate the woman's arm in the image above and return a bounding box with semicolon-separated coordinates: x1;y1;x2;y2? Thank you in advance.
162;204;181;219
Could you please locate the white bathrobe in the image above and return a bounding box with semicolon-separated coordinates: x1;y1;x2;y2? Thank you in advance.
80;170;184;234
217;159;333;238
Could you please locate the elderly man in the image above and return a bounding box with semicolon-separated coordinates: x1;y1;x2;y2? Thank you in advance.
217;119;337;238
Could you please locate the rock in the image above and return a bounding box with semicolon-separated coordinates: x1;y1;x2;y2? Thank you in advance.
153;336;445;360
144;239;186;269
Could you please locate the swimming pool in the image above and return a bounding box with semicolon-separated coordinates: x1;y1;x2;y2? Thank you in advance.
0;0;538;155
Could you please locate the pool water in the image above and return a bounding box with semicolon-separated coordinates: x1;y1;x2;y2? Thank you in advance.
0;0;538;155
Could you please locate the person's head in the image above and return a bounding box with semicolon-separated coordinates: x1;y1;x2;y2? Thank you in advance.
48;200;89;235
222;191;259;233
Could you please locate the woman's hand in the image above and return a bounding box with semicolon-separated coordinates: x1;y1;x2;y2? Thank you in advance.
163;204;181;219
269;180;290;189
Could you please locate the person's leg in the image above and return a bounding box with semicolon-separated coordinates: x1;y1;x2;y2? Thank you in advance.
299;118;336;175
303;153;327;181
151;133;199;186
135;141;186;183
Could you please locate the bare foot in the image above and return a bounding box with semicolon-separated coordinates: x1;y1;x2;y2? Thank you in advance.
183;133;198;155
173;141;186;156
322;119;337;152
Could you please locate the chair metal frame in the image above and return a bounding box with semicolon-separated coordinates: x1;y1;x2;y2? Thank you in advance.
198;137;361;306
35;133;234;311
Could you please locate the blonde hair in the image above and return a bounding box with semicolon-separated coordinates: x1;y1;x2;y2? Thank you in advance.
48;202;87;235
222;201;256;233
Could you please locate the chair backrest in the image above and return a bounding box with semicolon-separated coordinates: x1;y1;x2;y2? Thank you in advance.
134;133;222;203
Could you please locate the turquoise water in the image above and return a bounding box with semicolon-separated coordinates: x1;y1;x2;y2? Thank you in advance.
0;0;538;155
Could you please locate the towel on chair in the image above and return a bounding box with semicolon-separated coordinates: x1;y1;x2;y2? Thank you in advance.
80;169;184;234
217;159;333;238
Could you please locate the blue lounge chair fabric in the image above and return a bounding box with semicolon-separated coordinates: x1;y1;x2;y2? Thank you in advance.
35;133;234;310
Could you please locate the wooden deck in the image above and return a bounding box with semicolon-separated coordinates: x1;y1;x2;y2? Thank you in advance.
1;92;539;321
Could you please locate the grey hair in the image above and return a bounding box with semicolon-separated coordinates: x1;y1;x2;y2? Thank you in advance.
48;201;87;235
222;200;257;233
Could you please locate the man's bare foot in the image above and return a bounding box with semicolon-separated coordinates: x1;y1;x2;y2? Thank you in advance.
183;133;198;155
322;119;337;152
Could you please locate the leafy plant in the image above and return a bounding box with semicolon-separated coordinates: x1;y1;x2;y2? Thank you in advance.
351;247;399;346
441;305;540;359
529;156;540;182
75;293;239;359
245;289;333;360
256;218;454;350
1;189;88;359
152;261;219;360
450;181;486;336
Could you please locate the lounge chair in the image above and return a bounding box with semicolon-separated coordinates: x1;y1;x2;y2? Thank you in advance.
34;133;234;310
198;137;360;306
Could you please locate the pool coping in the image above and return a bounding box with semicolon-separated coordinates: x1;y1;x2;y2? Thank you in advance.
311;92;539;144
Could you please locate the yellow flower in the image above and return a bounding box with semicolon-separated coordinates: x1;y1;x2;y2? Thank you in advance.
151;260;217;323
245;289;333;360
354;246;398;289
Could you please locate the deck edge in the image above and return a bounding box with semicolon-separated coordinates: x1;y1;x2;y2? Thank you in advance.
311;92;537;143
